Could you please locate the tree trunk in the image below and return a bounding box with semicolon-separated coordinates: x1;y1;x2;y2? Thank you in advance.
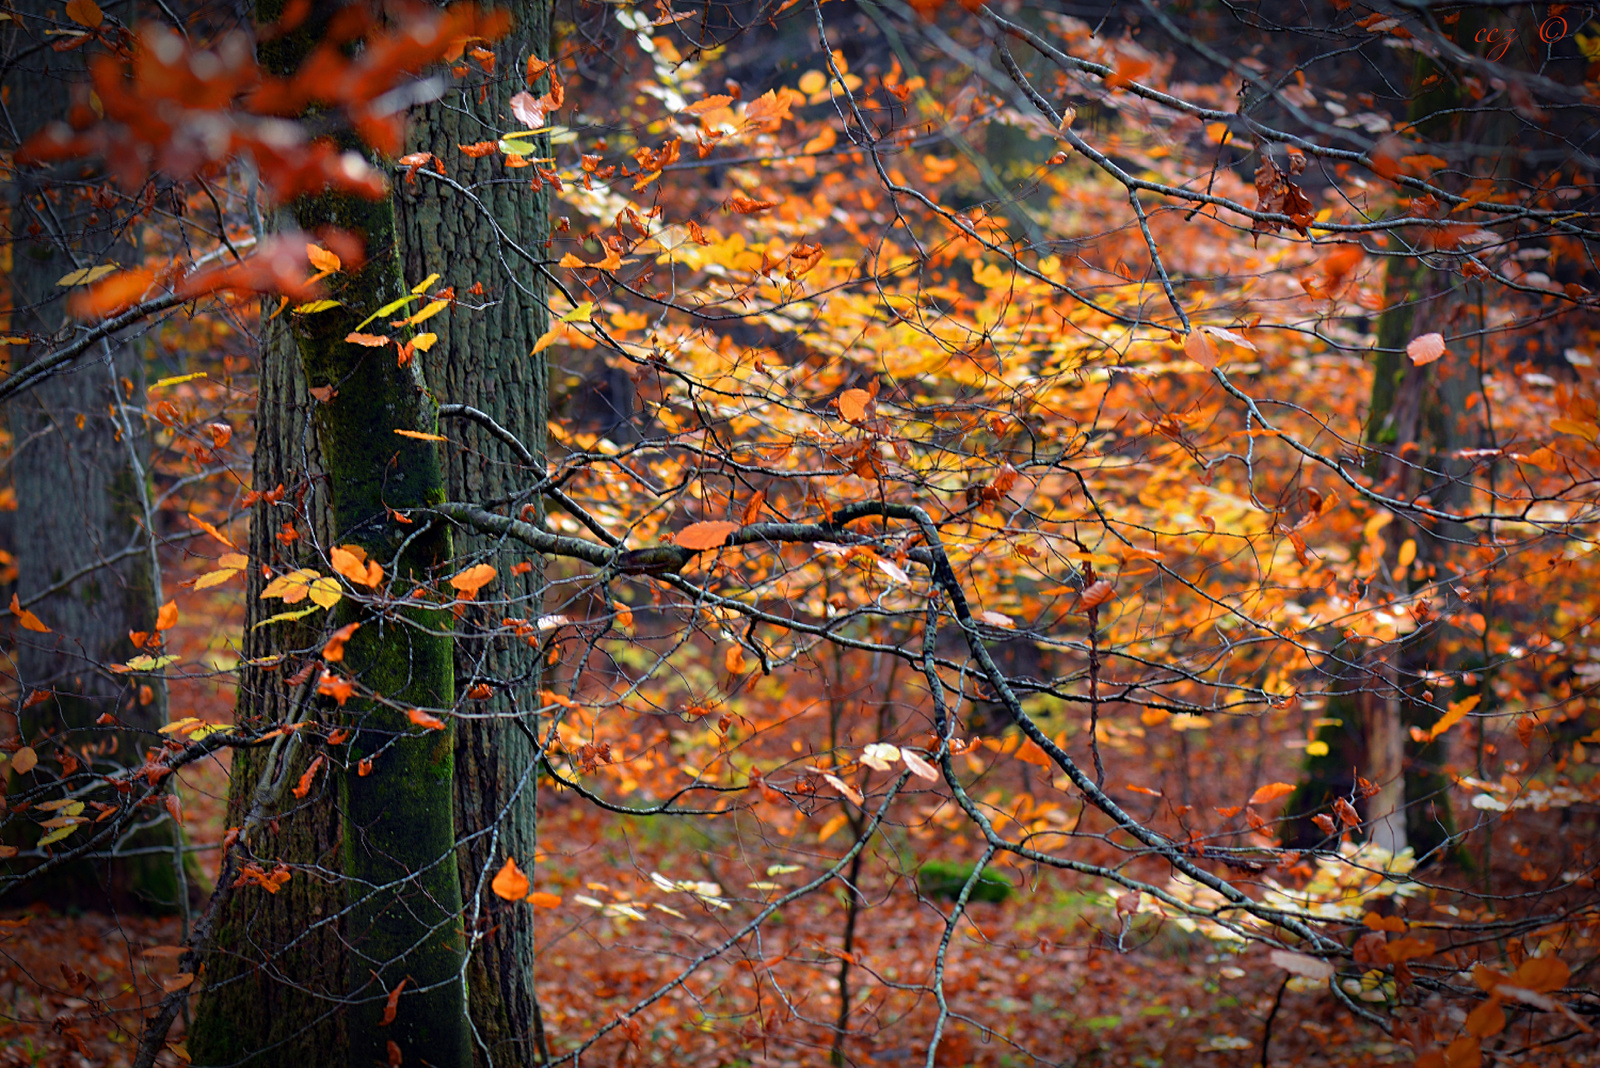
188;284;348;1064
394;3;552;1061
1;0;170;912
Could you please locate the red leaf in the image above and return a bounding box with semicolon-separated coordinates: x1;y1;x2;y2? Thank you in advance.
380;977;408;1027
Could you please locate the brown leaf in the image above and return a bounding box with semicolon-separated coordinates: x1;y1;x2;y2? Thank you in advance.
1080;580;1115;611
1333;796;1361;827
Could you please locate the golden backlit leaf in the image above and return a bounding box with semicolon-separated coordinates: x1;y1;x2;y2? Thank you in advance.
448;563;497;596
1248;782;1295;805
836;388;871;422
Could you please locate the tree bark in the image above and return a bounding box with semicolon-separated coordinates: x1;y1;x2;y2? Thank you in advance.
394;3;552;1061
1;0;170;912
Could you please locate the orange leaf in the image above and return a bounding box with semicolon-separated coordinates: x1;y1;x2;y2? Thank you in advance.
156;600;179;632
1104;53;1152;89
684;94;734;115
322;622;360;663
1363;911;1406;933
317;673;355;706
1312;813;1337;836
1184;329;1218;369
306;243;341;274
492;857;531;900
379;977;408;1027
728;191;780;214
394;429;447;442
345;332;391;347
331;545;383;587
190;513;235;548
612;600;634;629
407;708;446;730
1407;332;1447;365
724;645;748;674
1080;580;1115;611
527;891;561;908
10;594;49;634
292;754;326;800
448;563;497;597
1248;782;1295;805
836;388;871;423
1511;955;1570;993
459;141;499;158
1382;935;1436;963
11;746;38;775
674;520;739;551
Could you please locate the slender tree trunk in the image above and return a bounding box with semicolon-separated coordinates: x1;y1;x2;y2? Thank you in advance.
394;3;552;1061
1;0;170;912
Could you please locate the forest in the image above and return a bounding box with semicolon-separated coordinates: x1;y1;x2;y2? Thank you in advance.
1;0;1598;1065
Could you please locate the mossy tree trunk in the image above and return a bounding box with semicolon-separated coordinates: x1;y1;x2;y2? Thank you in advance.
393;1;552;1062
1;0;171;913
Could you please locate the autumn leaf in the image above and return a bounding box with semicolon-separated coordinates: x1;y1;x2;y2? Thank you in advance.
1248;782;1295;805
509;91;549;129
527;891;561;908
448;563;497;598
1333;796;1361;827
1428;694;1479;740
407;708;446;730
901;749;939;781
674;521;739;551
306;243;341;274
379;978;408;1027
394;429;447;441
292;754;326;799
1079;580;1115;611
156;601;178;632
345;332;391;347
836;388;871;423
684;94;734;115
318;673;355;706
322;622;360;663
459;141;499;158
492;857;532;900
11;746;39;775
1184;329;1219;369
10;594;50;633
64;0;103;28
190;513;235;548
1268;950;1333;980
728;191;780;215
331;544;383;587
1312;813;1337;836
1407;332;1448;365
860;743;900;771
821;771;863;806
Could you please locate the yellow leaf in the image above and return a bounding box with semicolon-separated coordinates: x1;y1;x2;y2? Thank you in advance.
12;746;38;774
306;243;341;273
1429;694;1480;740
261;568;321;603
151;372;207;390
394;429;448;442
10;593;50;633
219;553;249;570
560;301;594;324
1305;740;1330;756
194;567;242;590
492;857;531;900
1550;418;1599;442
307;577;343;610
1397;538;1417;568
293;300;342;314
411;332;439;352
37;823;81;846
558;253;587;268
411;272;440;294
402;299;449;326
56;263;118;287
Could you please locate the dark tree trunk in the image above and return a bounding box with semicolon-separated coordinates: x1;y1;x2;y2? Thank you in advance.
1;0;170;913
188;288;348;1065
394;2;553;1061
